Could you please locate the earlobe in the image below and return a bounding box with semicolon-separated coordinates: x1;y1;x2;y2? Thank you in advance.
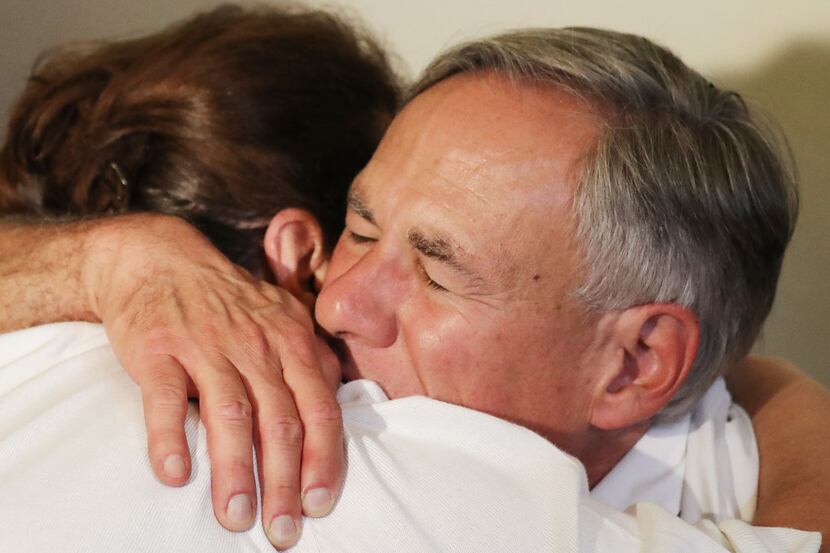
263;208;328;307
590;304;700;430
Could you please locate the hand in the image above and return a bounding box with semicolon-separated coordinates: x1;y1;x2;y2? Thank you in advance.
85;213;344;549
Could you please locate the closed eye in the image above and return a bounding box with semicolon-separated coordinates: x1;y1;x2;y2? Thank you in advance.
425;278;446;291
418;264;447;292
348;230;376;244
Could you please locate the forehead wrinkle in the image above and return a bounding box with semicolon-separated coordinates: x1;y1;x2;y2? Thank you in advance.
439;147;580;215
437;150;498;207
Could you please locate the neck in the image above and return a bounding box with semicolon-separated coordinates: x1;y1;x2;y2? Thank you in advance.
572;422;652;488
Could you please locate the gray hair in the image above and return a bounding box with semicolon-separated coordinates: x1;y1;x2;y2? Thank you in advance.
411;28;798;418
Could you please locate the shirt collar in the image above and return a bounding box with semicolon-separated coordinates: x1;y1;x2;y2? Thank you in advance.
589;411;692;514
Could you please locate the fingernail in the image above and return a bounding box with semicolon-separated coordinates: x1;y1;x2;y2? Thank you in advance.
302;487;333;517
163;454;186;479
268;515;299;546
227;494;254;527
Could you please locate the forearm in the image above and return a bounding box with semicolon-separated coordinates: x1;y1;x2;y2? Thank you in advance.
0;216;100;331
728;356;830;551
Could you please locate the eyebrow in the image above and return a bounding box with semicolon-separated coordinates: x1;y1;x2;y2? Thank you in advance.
408;229;481;282
347;186;375;224
348;183;485;285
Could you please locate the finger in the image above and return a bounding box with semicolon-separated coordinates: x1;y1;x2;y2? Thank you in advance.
244;371;304;549
195;358;258;532
279;333;345;520
138;354;192;486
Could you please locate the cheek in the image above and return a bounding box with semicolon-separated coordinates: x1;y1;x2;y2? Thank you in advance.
409;305;590;418
402;304;509;403
409;317;470;370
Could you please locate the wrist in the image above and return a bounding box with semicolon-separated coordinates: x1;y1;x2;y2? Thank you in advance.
82;213;189;320
0;215;103;329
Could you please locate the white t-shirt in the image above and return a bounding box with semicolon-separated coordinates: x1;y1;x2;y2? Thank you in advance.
0;323;820;553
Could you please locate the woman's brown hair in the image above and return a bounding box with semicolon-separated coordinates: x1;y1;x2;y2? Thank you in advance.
0;3;401;272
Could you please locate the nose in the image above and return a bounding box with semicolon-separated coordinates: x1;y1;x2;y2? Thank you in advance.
315;247;401;348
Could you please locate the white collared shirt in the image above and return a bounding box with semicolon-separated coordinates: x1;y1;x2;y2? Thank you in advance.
593;378;758;522
0;323;819;552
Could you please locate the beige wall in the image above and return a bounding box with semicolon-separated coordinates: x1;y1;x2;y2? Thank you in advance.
1;0;828;384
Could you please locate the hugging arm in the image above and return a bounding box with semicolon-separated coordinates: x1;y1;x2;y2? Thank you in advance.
0;213;344;549
728;356;830;552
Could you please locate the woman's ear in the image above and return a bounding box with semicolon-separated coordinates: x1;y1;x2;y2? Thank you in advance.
589;304;700;430
263;208;329;307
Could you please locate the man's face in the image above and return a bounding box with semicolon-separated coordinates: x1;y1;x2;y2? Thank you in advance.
316;72;608;451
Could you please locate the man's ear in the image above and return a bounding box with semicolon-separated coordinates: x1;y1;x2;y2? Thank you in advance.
263;208;328;307
590;304;700;430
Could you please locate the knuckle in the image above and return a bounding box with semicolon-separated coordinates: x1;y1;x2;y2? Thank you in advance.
143;328;181;356
261;415;304;447
292;311;315;333
282;339;319;373
146;383;187;410
147;429;184;450
215;399;254;426
275;312;311;337
304;400;343;428
242;324;270;359
222;458;254;475
230;316;272;364
199;321;223;345
267;481;301;498
296;344;319;368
